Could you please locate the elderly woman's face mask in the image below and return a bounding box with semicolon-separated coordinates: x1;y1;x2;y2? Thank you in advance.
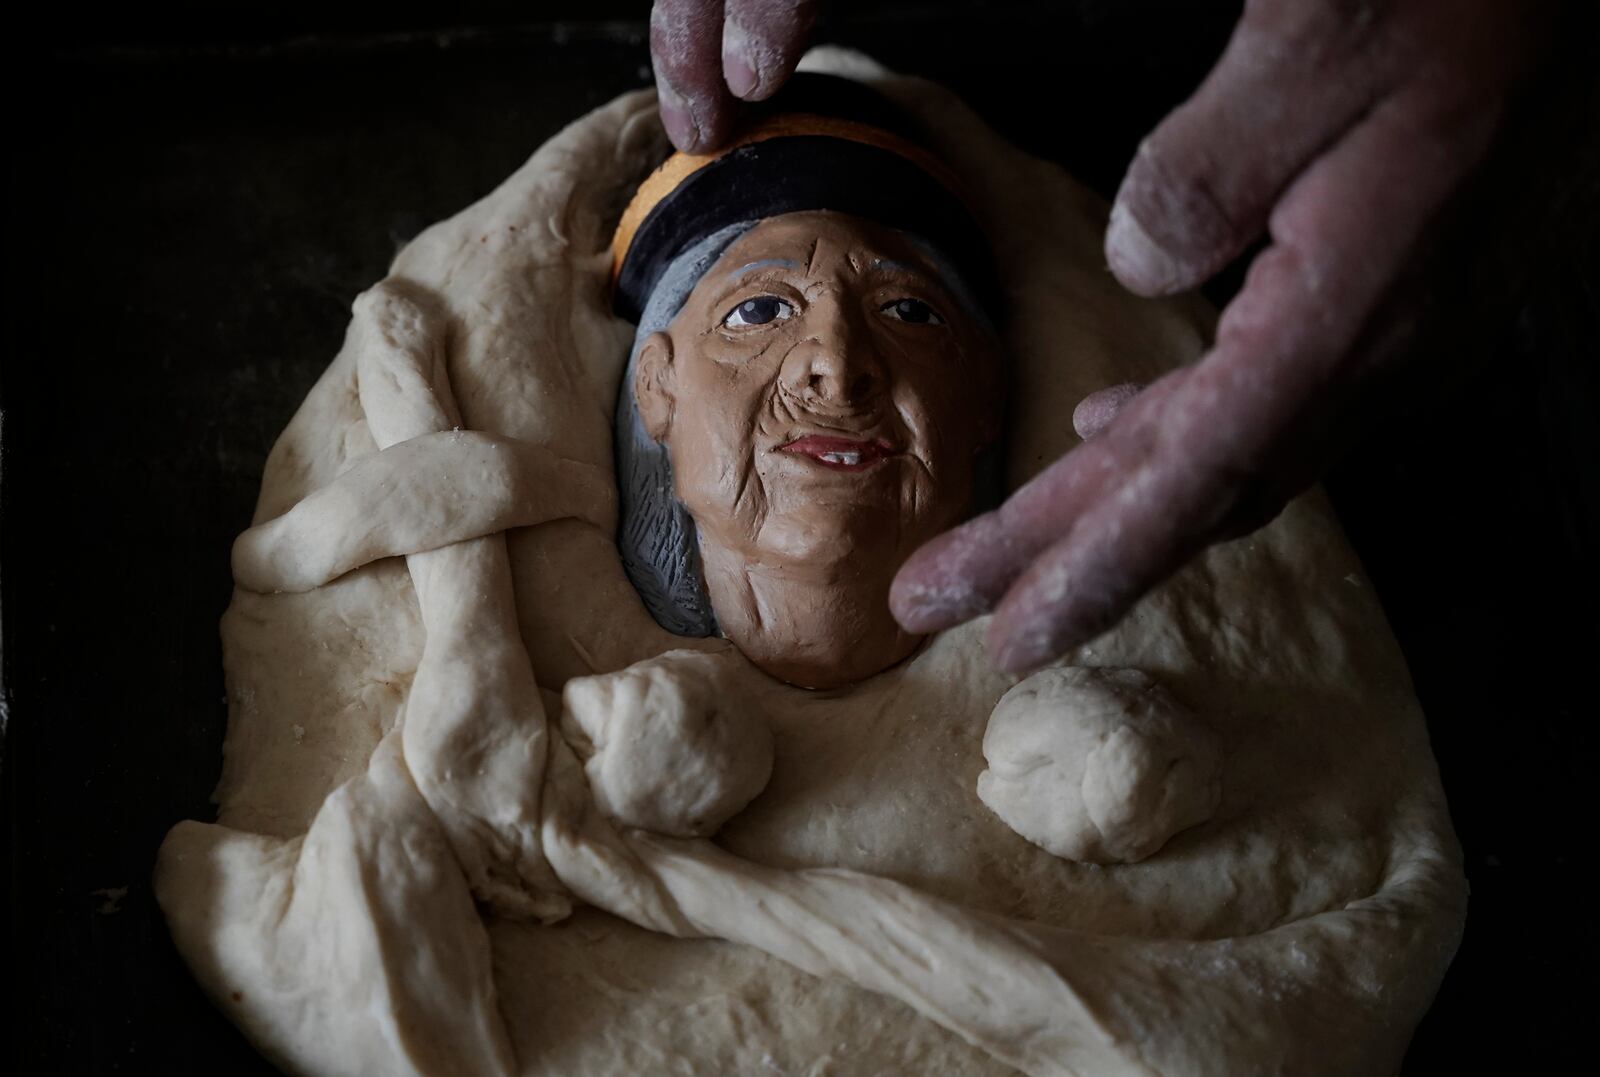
633;210;1001;686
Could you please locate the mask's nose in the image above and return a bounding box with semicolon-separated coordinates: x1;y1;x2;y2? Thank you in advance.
779;299;887;410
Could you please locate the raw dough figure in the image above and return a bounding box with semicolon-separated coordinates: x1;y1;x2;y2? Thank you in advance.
156;49;1466;1076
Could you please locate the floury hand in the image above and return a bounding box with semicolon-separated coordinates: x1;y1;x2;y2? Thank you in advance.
650;0;819;153
886;0;1555;670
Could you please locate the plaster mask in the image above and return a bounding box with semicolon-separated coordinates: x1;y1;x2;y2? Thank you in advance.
633;210;1002;688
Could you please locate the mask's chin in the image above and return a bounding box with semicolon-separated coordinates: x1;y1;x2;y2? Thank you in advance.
747;512;876;575
690;475;943;690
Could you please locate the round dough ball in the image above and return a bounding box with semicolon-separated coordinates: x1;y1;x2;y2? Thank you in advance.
977;666;1221;864
561;648;774;837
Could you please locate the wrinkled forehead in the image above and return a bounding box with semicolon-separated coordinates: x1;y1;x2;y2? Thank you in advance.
681;211;997;335
708;212;936;278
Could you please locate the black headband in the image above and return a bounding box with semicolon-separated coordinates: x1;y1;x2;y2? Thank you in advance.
612;74;998;324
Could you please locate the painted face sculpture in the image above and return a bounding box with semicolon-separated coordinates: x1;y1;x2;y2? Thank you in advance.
614;77;1002;689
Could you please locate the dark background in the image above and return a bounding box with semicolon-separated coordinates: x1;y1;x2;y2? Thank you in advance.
4;2;1595;1073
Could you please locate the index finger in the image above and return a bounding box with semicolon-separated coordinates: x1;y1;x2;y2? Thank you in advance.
651;0;737;153
893;77;1502;664
722;1;818;102
981;85;1504;671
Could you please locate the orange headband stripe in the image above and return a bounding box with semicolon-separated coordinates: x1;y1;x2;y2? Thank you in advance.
610;112;972;287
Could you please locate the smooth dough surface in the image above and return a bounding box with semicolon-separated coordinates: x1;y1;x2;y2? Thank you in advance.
155;48;1466;1077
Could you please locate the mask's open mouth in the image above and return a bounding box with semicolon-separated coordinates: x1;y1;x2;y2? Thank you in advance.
778;434;899;471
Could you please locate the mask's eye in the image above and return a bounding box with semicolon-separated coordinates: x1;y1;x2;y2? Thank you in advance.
881;298;944;325
723;296;794;328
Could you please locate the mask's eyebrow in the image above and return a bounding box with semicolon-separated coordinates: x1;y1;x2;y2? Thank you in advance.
871;257;945;286
728;258;798;281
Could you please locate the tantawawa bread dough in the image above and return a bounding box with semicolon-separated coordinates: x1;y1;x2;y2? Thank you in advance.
155;48;1466;1076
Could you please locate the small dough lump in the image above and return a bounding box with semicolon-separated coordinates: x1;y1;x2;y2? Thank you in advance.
978;666;1222;864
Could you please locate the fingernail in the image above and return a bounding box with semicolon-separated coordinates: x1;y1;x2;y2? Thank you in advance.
1106;201;1183;296
1071;396;1111;441
724;48;760;99
657;85;702;152
660;101;699;152
722;20;767;101
1071;383;1142;441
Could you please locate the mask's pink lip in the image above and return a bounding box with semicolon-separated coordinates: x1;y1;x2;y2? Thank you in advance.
777;434;899;471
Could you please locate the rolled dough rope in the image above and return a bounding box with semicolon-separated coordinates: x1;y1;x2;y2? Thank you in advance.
156;736;518;1077
609;823;1461;1077
1011;835;1466;1077
536;730;706;939
352;279;569;921
231;430;613;594
629;834;1144;1077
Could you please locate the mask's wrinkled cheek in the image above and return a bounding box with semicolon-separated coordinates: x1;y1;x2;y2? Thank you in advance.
889;338;945;463
762;336;811;427
720;447;763;534
725;337;787;534
899;335;987;532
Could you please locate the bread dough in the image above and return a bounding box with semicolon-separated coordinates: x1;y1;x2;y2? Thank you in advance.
978;667;1222;864
155;48;1466;1076
561;646;775;837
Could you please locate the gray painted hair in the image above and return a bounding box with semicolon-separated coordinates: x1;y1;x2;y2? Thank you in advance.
614;220;1003;639
616;222;757;637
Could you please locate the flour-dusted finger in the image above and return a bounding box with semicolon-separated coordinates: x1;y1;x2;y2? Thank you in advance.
1105;0;1389;297
722;1;818;101
888;439;1122;635
985;74;1510;673
1107;0;1544;298
652;0;737;152
906;9;1528;662
1072;383;1143;441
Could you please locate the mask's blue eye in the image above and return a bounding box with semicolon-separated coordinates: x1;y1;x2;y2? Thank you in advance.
724;296;794;327
881;298;944;325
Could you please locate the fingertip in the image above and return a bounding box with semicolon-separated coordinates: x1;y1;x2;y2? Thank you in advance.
1105;200;1187;297
723;47;761;100
888;560;988;635
983;616;1054;676
658;99;701;153
722;0;814;103
889;526;1002;633
720;19;770;101
1072;383;1143;441
656;78;739;154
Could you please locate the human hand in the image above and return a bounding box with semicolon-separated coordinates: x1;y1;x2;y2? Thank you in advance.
891;0;1553;672
649;0;819;152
